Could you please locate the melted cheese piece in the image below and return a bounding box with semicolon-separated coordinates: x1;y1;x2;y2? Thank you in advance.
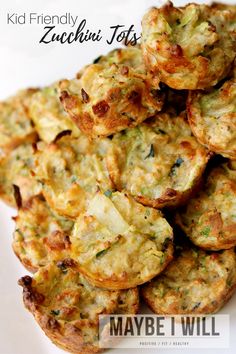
71;191;173;289
87;192;129;235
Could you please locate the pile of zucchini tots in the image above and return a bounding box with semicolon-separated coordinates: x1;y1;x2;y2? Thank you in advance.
0;2;236;353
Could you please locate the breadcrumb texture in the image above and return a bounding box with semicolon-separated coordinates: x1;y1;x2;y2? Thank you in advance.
0;143;41;207
33;134;112;219
107;112;210;208
142;2;236;89
29;83;81;143
176;163;236;250
188;77;236;159
60;47;164;137
142;246;236;314
0;88;38;156
19;261;139;354
13;195;74;272
71;191;173;289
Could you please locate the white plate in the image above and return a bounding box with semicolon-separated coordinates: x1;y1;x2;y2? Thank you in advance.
0;1;235;353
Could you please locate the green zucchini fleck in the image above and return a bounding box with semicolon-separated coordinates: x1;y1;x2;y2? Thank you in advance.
104;190;113;198
200;226;211;238
145;144;155;159
50;309;60;316
96;249;109;258
169;157;184;177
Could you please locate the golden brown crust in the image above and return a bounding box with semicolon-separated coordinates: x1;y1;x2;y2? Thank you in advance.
2;5;236;352
141;2;236;89
29;83;81;143
133;187;195;209
59;47;164;137
106;112;210;209
13;195;74;272
142;246;236;314
0;88;38;156
187;78;236;159
71;191;173;289
33;134;112;219
175;163;236;250
19;261;139;354
0;143;41;207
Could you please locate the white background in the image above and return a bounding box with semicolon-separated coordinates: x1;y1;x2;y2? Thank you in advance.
0;1;235;354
